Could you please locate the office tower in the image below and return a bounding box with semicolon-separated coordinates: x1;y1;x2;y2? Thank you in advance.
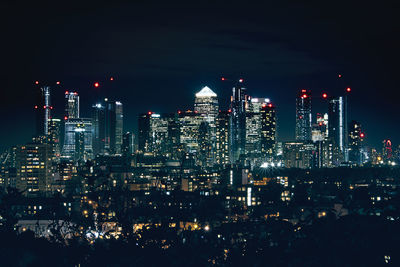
312;113;328;142
179;110;203;154
92;100;123;155
92;103;106;156
245;111;261;159
348;120;363;165
161;113;181;159
35;86;51;136
245;97;271;160
47;118;61;160
121;132;134;157
62;118;93;161
383;139;393;163
148;113;169;156
230;81;247;163
64;91;80;119
260;103;277;159
194;86;219;125
138;112;151;153
138;112;180;158
328;96;348;163
194;86;219;165
16;141;52;196
104;100;123;155
283;142;314;169
295;89;312;141
246;97;270;113
198;121;212;167
216;111;230;165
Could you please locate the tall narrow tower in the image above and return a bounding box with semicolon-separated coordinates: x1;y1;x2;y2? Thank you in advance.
230;80;247;163
295;89;312;141
35;86;51;136
328;96;348;163
194;86;219;166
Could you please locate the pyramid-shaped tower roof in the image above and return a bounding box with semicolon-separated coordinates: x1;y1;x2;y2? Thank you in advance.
195;86;217;98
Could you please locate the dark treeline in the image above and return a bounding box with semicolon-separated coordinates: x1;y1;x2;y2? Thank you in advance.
0;215;399;266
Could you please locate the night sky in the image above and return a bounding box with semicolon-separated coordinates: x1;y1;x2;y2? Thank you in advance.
1;1;399;151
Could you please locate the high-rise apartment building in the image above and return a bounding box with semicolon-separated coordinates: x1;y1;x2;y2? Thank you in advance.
16;141;52;196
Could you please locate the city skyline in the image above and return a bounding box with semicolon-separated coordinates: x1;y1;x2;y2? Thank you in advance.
2;2;400;265
2;2;400;150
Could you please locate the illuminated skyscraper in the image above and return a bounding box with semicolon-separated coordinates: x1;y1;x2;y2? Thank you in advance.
121;132;134;157
230;81;247;163
35;86;52;136
64;91;80;119
62;118;93;161
148;113;169;156
245;97;271;160
194;86;219;165
328;96;348;163
216;111;230;165
138;112;151;153
92;103;106;156
47;118;62;160
138;112;180;158
295;89;312;141
179;110;203;154
260;103;277;159
194;86;219;125
383;139;393;163
348;120;363;165
104;100;123;155
93;99;123;155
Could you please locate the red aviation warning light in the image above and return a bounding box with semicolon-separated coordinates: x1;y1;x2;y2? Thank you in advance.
64;116;68;120
360;133;365;138
239;78;244;83
35;81;39;85
268;103;273;108
56;81;60;85
110;77;114;81
94;82;100;88
346;87;351;92
338;74;342;78
322;93;328;99
302;94;308;98
65;91;69;94
148;111;152;115
301;89;307;93
34;105;38;109
221;77;225;81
